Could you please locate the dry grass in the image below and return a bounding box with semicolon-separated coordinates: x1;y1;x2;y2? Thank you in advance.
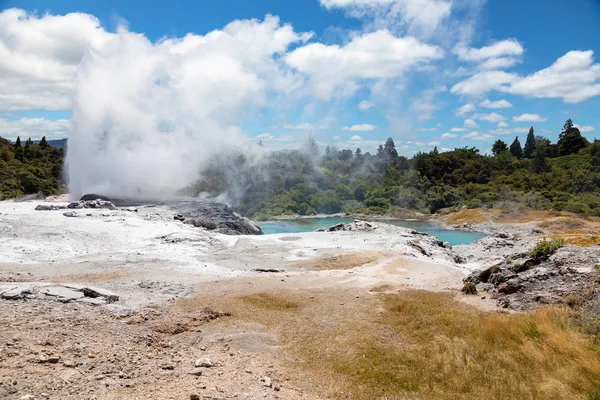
295;251;386;270
184;288;600;400
238;292;301;311
47;271;132;283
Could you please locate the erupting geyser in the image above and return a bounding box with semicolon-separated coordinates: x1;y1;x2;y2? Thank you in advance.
66;18;311;199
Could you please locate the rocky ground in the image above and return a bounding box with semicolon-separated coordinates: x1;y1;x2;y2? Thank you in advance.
1;200;600;398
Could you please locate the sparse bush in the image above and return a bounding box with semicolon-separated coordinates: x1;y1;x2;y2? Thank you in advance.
529;238;565;260
514;263;526;272
461;282;477;295
505;259;513;265
490;265;500;273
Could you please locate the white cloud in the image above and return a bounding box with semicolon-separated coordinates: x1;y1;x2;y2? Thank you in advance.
350;135;363;141
450;127;467;132
512;113;547;122
0;117;70;140
455;103;475;117
0;8;114;111
473;112;506;123
462;131;493;141
256;133;274;140
441;132;457;139
284;123;314;130
480;99;512;108
506;51;600;103
452;50;600;103
428;141;440;146
319;0;452;37
451;70;517;96
574;124;595;133
342;124;376;131
416;127;437;132
497;121;508;127
464;118;479;128
358;100;375;111
454;39;523;62
285;29;444;98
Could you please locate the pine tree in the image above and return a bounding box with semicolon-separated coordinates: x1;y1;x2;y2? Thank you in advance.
509;136;523;159
492;140;508;156
39;136;48;149
355;148;362;158
523;126;536;158
14;136;24;162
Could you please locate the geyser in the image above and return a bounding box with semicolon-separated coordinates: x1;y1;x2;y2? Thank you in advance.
67;17;311;199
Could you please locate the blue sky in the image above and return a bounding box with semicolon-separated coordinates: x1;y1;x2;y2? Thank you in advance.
1;0;599;155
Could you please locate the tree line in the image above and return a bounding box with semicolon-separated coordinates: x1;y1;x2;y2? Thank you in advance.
191;119;600;219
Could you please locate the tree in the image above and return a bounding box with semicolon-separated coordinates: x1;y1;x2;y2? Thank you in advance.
39;136;49;149
509;136;523;159
561;119;574;139
558;127;589;156
431;146;439;155
355;148;362;158
304;135;319;156
14;136;24;162
383;137;398;163
492;139;508;156
532;140;551;173
523;126;536;158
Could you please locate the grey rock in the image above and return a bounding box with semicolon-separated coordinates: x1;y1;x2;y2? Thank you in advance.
19;395;35;400
2;285;35;300
81;286;119;302
41;286;85;302
77;297;106;306
194;358;214;368
35;204;66;211
187;369;203;376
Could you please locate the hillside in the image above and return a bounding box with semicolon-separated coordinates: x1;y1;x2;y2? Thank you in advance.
0;136;65;199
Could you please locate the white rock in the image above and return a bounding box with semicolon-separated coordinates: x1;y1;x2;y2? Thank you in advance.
194;358;214;368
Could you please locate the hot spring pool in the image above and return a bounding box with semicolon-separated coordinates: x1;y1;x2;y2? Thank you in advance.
260;218;485;246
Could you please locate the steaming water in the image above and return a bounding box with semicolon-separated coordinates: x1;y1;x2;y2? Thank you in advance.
260;218;485;245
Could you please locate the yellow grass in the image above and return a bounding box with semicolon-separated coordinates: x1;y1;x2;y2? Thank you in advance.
295;251;386;270
186;288;600;400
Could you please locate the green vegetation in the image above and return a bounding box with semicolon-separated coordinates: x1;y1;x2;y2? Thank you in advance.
0;136;64;199
529;238;565;260
192;119;600;220
461;281;477;295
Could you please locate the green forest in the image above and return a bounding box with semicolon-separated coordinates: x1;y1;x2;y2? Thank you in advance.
0;136;64;199
1;119;598;218
191;119;600;220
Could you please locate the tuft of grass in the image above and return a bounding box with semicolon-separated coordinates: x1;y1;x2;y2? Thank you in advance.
529;238;565;260
514;263;526;272
462;282;478;295
505;259;513;265
238;293;300;311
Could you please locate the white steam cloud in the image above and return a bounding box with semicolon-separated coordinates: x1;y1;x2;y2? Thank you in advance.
67;16;311;199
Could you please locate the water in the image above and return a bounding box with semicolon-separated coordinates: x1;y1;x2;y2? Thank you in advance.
260;218;485;245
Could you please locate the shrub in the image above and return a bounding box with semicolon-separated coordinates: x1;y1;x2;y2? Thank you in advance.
461;282;477;295
514;263;526;272
529;238;565;260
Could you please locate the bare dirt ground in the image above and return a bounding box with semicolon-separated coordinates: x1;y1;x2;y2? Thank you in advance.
0;200;493;400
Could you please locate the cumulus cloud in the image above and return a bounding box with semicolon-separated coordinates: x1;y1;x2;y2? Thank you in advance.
454;39;523;70
284;123;314;130
473;112;506;123
464;118;479;128
512;113;547;122
358;100;375;111
441;132;457;139
455;103;475;117
319;0;452;37
0;8;113;111
462;131;493;141
452;50;600;103
0;117;70;140
256;133;274;140
67;14;314;198
342;124;376;131
497;121;508;127
285;29;444;98
480;99;512;108
574;124;595;133
450;127;467;132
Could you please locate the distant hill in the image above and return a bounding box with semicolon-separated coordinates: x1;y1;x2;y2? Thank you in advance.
34;138;67;149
